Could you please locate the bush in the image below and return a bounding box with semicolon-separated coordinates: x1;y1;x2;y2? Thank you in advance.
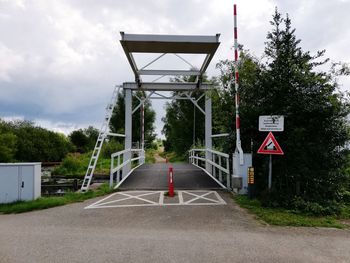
148;141;158;150
53;153;84;176
342;191;350;204
101;140;123;158
0;119;73;162
259;190;342;216
291;197;342;216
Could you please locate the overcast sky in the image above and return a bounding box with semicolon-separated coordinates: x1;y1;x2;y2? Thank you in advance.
1;0;349;138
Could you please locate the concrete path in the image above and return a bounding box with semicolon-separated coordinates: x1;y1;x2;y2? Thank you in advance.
0;191;349;263
154;147;166;163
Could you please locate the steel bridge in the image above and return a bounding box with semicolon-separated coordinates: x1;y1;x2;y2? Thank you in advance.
81;32;251;194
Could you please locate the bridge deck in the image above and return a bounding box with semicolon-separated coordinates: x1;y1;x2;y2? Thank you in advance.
119;163;222;190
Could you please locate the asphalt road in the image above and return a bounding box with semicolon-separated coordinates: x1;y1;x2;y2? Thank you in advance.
0;191;349;263
119;163;222;190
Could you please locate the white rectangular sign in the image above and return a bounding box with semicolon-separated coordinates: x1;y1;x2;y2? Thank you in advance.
259;115;284;132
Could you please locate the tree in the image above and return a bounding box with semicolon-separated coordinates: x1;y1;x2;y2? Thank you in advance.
260;10;349;206
161;75;209;155
0;120;73;162
69;126;99;153
0;120;17;162
110;90;156;148
216;9;350;211
69;129;89;153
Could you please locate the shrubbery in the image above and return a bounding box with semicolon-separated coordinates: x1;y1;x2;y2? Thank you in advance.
291;197;342;216
0;119;72;162
53;153;84;176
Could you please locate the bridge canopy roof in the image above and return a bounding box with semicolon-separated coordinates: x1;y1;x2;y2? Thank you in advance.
120;32;220;90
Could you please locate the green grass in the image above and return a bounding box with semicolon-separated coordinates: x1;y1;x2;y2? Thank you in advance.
145;149;157;164
0;183;115;214
233;195;349;229
53;152;111;177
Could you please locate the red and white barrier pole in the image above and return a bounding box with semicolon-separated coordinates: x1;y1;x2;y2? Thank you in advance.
168;166;174;197
233;4;244;164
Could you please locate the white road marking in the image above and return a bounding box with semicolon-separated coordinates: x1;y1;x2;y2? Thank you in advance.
92;192;159;207
159;191;164;205
183;191;220;204
178;191;184;204
85;190;226;209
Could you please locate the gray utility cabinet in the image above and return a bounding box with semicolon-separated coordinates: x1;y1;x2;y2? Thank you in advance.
232;153;252;195
0;163;41;204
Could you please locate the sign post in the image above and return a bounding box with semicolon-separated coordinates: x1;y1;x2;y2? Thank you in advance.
257;132;284;189
248;167;255;199
268;155;272;189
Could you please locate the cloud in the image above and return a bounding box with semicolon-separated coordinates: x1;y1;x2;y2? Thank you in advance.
0;0;349;138
0;43;24;81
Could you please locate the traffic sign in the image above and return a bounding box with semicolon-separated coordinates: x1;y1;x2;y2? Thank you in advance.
259;115;284;132
257;132;284;155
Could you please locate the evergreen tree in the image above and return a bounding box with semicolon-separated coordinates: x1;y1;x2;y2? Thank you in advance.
216;9;350;211
260;10;349;206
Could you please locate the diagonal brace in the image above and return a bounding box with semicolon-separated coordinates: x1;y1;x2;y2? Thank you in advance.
132;91;155;114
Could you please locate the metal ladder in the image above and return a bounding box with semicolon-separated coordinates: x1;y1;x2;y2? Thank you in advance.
81;85;121;192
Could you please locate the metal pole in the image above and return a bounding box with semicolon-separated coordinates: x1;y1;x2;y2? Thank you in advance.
141;100;145;150
109;156;114;188
219;156;222;181
205;95;212;173
117;155;120;184
268;154;272;189
193;103;195;145
226;157;230;189
233;4;244;165
123;89;132;176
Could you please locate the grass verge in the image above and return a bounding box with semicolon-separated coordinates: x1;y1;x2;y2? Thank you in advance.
0;183;115;214
234;195;349;229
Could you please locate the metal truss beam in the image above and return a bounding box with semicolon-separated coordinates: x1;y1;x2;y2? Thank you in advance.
185;93;205;115
132;91;155;114
120;32;220;86
138;69;200;76
123;82;212;91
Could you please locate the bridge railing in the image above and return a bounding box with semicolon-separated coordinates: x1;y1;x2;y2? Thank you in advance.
189;148;230;189
109;148;145;188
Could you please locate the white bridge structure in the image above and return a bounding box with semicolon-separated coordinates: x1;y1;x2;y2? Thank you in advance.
81;32;251;193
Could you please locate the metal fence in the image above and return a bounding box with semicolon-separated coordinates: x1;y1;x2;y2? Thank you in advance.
110;148;145;188
189;148;230;189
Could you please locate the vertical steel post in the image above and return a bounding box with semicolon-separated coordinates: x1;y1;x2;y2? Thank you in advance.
109;156;114;188
117;155;120;183
213;154;216;178
268;154;272;189
123;89;132;177
226;156;230;189
205;95;212;173
141;101;145;150
219;156;222;181
193;103;196;145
